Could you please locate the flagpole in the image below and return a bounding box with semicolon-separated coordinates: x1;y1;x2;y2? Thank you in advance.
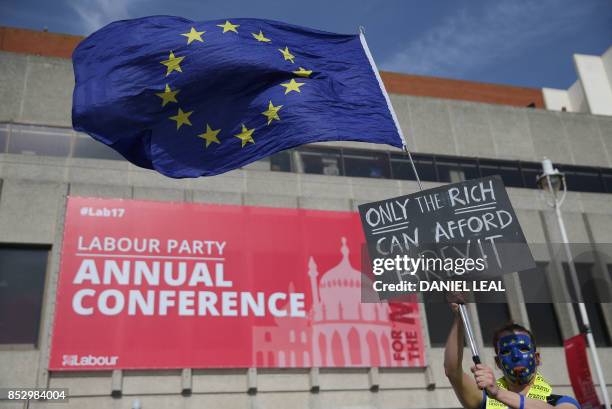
358;27;480;364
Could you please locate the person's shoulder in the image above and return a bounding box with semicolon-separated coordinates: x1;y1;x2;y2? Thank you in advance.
546;394;580;408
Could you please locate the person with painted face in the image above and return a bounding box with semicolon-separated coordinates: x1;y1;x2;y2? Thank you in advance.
444;299;580;409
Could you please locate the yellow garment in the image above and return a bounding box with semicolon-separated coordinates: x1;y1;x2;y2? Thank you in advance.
485;373;552;409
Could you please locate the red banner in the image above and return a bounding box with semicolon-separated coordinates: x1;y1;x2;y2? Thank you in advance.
564;334;601;409
49;197;425;370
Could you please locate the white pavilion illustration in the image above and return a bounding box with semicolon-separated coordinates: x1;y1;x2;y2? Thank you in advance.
252;237;423;368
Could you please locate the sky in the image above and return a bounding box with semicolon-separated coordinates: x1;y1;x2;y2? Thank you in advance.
1;0;610;89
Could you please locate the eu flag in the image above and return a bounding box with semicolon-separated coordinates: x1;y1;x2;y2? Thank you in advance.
72;16;405;178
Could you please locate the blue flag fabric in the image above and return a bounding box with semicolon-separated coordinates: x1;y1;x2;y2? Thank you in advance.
72;16;404;178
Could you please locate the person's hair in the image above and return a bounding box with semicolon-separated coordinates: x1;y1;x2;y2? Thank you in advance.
492;322;537;353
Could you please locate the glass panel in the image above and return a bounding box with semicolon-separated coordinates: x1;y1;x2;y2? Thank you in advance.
270;150;291;172
525;304;563;346
0;246;49;345
464;163;480;180
603;170;612;193
479;159;523;187
8;124;72;157
496;164;523;188
436;157;479;183
520;162;542;189
73;134;123;160
423;291;454;347
437;161;463;183
0;123;9;153
475;290;510;346
564;263;612;346
390;156;417;180
519;263;552;302
572;302;611;346
558;165;604;193
519;263;563;346
390;154;437;182
297;147;343;176
342;149;390;179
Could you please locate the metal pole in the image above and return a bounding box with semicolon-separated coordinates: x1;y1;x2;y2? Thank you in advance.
405;148;423;191
550;177;610;408
360;28;480;364
459;304;481;364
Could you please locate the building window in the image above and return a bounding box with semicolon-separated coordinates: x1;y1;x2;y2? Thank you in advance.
8;124;72;157
475;290;511;346
563;263;612;346
73;134;124;161
524;303;563;346
270;151;291;172
519;162;542;189
342;149;390;179
436;158;479;183
296;147;343;176
519;263;563;346
423;290;454;347
0;245;49;345
558;165;604;193
4;122;612;196
0;123;8;153
479;159;523;188
603;170;612;193
390;153;437;182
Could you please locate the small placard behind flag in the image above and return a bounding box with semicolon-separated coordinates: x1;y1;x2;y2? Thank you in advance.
564;334;601;409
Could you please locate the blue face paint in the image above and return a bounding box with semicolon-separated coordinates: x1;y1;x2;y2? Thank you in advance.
497;333;536;385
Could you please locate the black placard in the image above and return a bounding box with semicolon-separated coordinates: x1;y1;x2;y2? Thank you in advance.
358;175;535;284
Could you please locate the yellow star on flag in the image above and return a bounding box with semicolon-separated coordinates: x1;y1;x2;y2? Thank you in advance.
293;67;312;77
280;78;304;95
198;124;221;148
169;108;193;130
278;46;295;63
160;51;185;76
155;84;180;107
217;20;239;33
181;27;205;44
234;124;255;147
252;30;271;42
262;101;282;125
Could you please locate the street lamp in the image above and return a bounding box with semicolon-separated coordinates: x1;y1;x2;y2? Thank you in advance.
536;158;566;199
537;158;610;409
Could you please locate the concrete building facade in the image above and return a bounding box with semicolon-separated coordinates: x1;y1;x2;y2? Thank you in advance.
543;47;612;117
0;28;612;409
